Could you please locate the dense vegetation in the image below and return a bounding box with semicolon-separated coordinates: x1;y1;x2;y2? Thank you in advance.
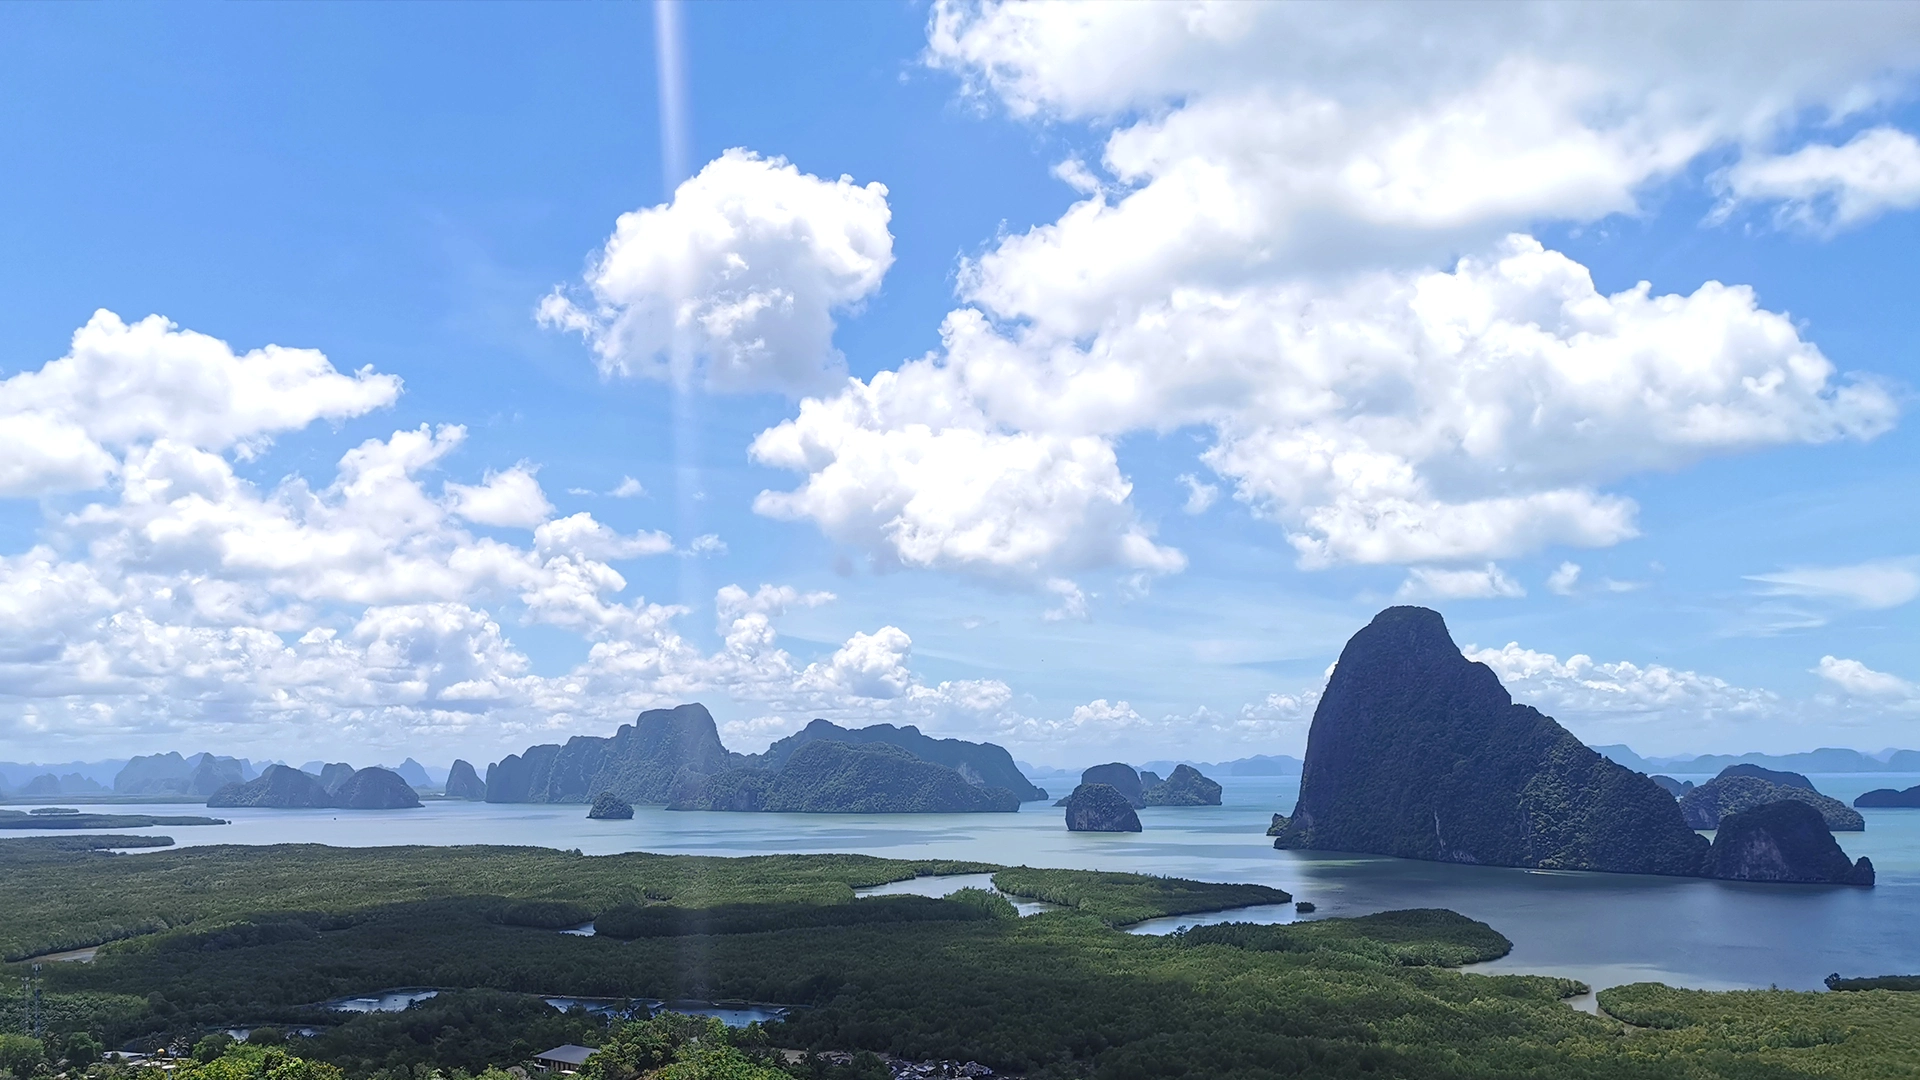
1139;764;1222;806
1171;909;1512;967
1678;774;1864;831
485;705;740;804
0;811;224;830
1827;973;1920;991
0;844;990;961
1275;607;1709;875
988;868;1287;926
0;834;173;855
671;742;1019;814
752;719;1046;802
5;843;1920;1078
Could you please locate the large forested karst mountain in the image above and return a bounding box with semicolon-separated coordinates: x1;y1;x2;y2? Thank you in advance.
484;704;1030;813
1271;607;1711;876
332;767;423;809
208;764;421;809
485;704;741;804
1271;606;1876;885
207;765;333;808
754;719;1047;801
670;741;1020;813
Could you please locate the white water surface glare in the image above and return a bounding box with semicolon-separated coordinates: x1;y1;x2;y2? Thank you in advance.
23;774;1920;996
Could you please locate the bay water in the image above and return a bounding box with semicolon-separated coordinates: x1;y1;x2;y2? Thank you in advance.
19;773;1920;996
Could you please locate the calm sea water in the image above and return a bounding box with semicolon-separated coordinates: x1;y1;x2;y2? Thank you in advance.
19;773;1920;995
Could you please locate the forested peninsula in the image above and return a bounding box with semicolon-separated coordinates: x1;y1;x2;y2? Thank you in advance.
2;841;1916;1079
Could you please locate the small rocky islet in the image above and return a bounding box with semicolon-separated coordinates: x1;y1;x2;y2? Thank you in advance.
1063;782;1142;832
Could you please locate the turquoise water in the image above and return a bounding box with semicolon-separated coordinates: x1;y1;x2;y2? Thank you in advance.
19;773;1920;995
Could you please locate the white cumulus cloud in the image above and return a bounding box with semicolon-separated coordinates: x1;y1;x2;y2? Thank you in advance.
746;6;1905;581
1466;642;1777;722
445;464;554;529
0;310;399;496
541;148;894;396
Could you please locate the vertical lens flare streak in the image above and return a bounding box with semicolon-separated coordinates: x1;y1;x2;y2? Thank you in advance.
654;0;702;612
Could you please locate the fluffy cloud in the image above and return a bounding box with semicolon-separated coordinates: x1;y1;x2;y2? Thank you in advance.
0;314;1033;757
1747;558;1920;610
445;465;554;529
1465;642;1777;722
534;513;675;562
0;310;399;496
750;362;1183;580
931;2;1920;298
540;149;893;395
1814;655;1918;700
1716;127;1920;233
740;8;1907;586
757;234;1890;575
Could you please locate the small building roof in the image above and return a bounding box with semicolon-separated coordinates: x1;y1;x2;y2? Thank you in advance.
535;1046;599;1066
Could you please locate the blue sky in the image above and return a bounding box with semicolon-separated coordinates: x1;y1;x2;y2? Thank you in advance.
2;2;1919;765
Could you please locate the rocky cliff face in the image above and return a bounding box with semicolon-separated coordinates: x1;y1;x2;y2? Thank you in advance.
1272;607;1709;876
1707;800;1875;885
444;759;486;800
318;763;355;794
331;767;423;809
1064;783;1142;832
670;741;1020;813
1142;764;1222;806
754;719;1047;801
1680;773;1863;831
207;765;333;808
485;703;740;804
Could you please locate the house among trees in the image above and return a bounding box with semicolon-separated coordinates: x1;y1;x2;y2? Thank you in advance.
533;1045;598;1073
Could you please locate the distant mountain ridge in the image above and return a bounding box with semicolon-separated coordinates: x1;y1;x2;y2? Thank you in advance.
115;752;257;796
1591;744;1920;774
